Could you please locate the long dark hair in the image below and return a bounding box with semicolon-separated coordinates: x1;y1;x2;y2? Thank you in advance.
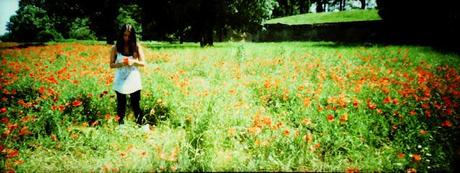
116;24;138;57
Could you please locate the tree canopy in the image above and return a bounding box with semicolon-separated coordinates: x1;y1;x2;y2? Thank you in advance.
5;0;278;46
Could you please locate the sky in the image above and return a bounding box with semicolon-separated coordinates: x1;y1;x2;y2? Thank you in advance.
0;0;19;35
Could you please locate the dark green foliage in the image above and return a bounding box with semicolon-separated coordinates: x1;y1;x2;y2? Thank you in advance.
69;18;97;40
6;5;62;42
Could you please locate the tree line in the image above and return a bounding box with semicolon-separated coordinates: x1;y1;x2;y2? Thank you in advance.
2;0;458;47
3;0;278;46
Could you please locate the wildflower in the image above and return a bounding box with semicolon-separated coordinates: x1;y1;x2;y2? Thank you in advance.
327;114;334;122
6;149;19;158
353;99;359;108
0;117;8;124
19;126;32;136
346;167;359;173
91;121;99;127
51;134;58;141
248;127;261;135
302;118;311;126
424;110;431;118
441;120;452;128
412;154;421;162
115;116;121;122
140;150;148;158
303;133;313;143
303;97;311;107
339;113;348;123
383;96;392;104
419;130;428;135
367;100;377;110
14;159;24;165
283;129;290;136
120;151;127;158
406;168;416;173
72;100;82;107
0;107;7;113
398;153;405;159
262;116;272;126
264;80;270;89
105;114;111;121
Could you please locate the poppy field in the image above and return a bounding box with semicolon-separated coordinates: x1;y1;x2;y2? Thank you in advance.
0;41;459;172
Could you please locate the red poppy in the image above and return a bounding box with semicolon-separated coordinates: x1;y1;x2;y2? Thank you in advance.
441;120;452;127
115;116;121;122
264;80;270;89
412;154;421;162
383;96;392;104
327;114;334;122
283;129;290;136
72;100;82;107
367;100;377;110
0;117;8;124
397;153;405;159
425;110;431;118
19;126;32;136
105;114;111;121
58;105;65;112
51;134;58;141
0;107;7;114
7;123;18;130
6;149;19;158
339;113;348;123
353;99;359;108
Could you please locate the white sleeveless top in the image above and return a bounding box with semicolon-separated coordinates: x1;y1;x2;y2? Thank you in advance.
112;53;142;94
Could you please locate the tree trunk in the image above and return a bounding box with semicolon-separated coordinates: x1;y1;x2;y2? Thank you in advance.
340;0;344;11
299;0;306;13
360;0;366;9
105;0;118;44
199;0;215;47
316;0;324;12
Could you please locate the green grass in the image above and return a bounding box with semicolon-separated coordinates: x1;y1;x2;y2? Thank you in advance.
265;9;382;25
0;41;459;172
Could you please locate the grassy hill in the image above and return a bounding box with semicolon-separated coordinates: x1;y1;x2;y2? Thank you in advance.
265;9;381;25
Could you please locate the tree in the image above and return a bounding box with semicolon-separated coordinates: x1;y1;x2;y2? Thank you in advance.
377;0;459;47
69;18;97;40
359;0;365;9
299;0;311;14
7;5;62;42
315;0;326;12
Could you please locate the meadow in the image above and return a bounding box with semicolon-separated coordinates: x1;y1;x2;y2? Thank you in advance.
0;41;459;172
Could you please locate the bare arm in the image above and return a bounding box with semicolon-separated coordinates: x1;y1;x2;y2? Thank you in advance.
132;43;146;67
109;46;125;68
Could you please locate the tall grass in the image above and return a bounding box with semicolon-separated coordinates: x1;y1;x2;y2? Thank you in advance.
0;41;459;172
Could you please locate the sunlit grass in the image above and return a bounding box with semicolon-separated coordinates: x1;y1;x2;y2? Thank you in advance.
0;41;459;172
265;9;381;25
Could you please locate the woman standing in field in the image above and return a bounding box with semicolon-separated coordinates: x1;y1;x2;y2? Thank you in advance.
109;24;146;126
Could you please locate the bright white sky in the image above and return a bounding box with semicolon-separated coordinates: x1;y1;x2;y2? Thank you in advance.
0;0;19;35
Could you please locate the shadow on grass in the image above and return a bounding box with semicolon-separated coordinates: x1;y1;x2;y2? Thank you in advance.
0;42;46;50
143;42;229;50
307;40;460;56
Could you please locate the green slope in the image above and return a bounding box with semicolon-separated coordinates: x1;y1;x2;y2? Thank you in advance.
265;9;381;25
